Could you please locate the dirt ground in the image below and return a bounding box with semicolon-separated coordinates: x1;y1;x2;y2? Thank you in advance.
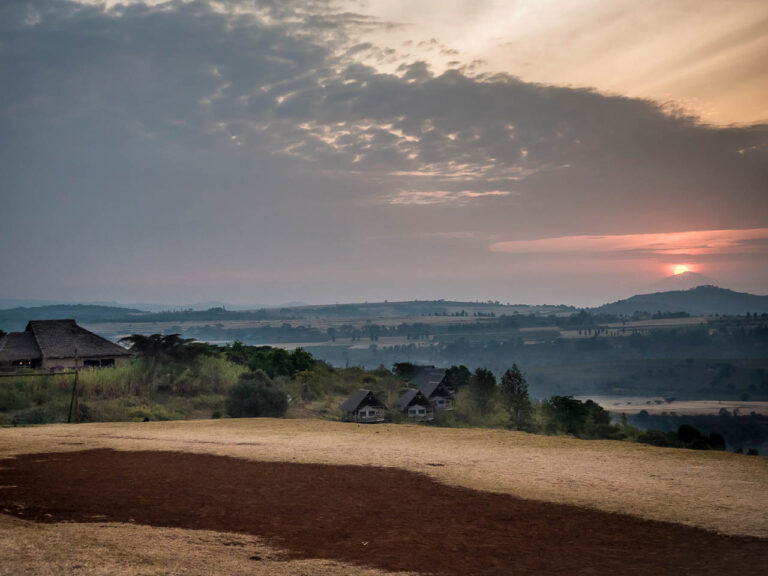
1;419;766;537
2;448;767;576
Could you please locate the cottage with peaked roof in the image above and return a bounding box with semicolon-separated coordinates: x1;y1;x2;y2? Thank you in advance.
340;389;387;423
396;389;434;422
0;319;132;371
418;379;455;411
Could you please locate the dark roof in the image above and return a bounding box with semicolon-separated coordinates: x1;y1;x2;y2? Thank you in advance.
410;367;447;389
397;389;432;412
419;380;454;400
0;331;43;362
25;319;132;359
340;389;386;412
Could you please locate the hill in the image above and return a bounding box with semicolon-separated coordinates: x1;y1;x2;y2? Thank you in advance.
653;271;718;291
0;304;149;332
594;285;768;316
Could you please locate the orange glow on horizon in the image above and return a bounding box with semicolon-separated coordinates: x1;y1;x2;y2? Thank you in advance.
672;264;692;275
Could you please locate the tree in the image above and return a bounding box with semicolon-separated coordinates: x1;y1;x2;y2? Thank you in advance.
225;344;315;379
119;333;213;393
290;347;314;375
444;365;471;391
120;333;196;363
542;396;617;438
542;396;587;435
470;368;496;415
226;370;287;418
677;424;702;444
393;362;417;381
499;364;531;430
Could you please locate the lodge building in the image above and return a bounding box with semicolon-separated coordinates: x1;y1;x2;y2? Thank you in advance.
0;319;132;371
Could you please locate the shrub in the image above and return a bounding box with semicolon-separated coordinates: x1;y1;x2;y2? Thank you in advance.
226;370;288;418
541;396;617;438
677;424;702;444
637;429;679;447
0;383;32;412
689;437;711;450
707;432;726;451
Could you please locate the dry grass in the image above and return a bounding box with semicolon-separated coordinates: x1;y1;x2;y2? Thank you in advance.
2;419;767;539
0;514;410;576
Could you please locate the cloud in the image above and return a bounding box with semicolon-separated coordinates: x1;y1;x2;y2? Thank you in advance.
0;0;766;304
490;228;768;257
384;189;511;205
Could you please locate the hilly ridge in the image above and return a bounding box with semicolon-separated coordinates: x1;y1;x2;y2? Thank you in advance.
594;285;768;316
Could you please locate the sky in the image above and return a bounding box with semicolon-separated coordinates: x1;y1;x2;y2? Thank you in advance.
1;0;767;308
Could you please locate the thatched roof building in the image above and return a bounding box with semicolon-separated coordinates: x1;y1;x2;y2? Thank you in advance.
396;389;434;422
0;319;132;371
340;389;387;423
418;379;455;411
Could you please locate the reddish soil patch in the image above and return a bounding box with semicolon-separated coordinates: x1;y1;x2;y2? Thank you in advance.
1;449;766;575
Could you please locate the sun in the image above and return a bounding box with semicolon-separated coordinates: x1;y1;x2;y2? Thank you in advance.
672;264;691;275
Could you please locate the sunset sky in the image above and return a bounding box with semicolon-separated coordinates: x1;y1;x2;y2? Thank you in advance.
1;0;767;307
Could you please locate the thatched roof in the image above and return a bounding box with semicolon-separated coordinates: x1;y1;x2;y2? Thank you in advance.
25;320;132;359
340;389;386;412
0;319;132;364
397;389;432;412
419;379;454;400
410;367;447;389
0;331;43;362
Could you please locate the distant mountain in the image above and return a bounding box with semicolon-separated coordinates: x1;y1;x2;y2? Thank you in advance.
653;271;718;292
594;285;768;316
0;298;80;309
0;304;149;332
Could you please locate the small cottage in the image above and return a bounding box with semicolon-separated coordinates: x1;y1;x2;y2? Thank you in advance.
419;380;455;411
340;389;387;423
397;389;434;422
0;319;133;372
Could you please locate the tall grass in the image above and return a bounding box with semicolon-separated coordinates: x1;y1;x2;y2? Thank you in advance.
0;355;246;425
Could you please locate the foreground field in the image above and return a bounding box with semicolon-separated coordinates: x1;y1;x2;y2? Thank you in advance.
1;419;767;575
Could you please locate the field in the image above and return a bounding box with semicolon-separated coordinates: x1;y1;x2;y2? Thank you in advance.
1;419;767;575
575;395;768;416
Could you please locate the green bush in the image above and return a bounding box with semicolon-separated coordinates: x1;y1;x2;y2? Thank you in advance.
707;432;726;451
0;383;32;411
677;424;702;444
226;370;288;418
191;394;226;411
637;429;679;447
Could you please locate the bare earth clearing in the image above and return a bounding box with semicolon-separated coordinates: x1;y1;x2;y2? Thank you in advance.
1;419;767;575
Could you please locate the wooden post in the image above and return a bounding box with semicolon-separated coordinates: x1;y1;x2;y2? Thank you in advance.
67;347;79;423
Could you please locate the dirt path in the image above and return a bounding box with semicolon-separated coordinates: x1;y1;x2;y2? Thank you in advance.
1;449;766;576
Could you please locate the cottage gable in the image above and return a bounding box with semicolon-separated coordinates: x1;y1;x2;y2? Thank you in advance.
340;389;387;423
397;389;434;421
418;380;455;411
